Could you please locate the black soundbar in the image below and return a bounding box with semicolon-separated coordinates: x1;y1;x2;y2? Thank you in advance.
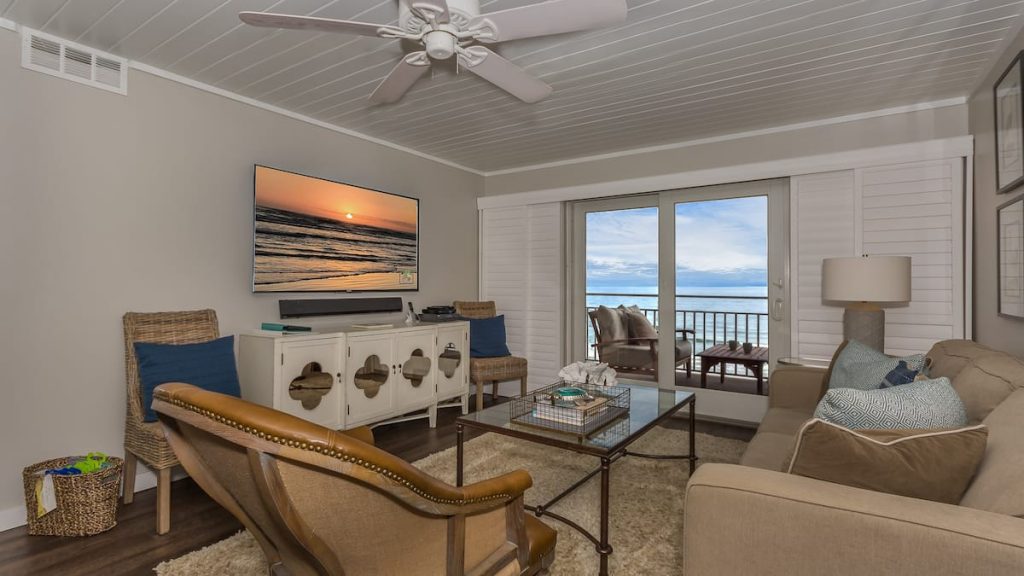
279;297;404;319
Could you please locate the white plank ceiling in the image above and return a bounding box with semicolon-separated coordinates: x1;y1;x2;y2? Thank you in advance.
5;0;1023;172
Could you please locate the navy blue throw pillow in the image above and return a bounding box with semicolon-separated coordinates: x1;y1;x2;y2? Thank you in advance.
879;360;920;388
468;316;511;358
134;336;241;422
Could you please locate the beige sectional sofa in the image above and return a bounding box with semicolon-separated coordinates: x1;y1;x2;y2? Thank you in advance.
683;340;1024;575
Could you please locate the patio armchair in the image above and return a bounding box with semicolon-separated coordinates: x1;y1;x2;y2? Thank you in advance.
589;305;693;379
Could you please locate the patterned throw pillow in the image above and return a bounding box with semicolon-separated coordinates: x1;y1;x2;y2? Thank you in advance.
828;339;927;391
814;377;968;429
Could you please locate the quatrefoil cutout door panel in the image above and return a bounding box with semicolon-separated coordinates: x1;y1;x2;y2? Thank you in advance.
439;345;462;378
279;339;344;430
289;362;334;410
354;354;389;399
402;349;431;387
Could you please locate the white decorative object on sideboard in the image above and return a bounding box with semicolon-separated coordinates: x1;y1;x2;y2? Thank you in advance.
238;322;469;431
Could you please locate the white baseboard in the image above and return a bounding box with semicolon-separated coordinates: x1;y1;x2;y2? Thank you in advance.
0;467;188;533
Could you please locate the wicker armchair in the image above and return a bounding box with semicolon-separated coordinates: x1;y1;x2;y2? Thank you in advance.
122;309;220;535
453;301;528;411
153;383;557;575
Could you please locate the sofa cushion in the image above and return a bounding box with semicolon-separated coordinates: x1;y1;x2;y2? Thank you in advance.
595;305;628;343
925;340;1001;381
740;431;798;472
950;353;1024;424
827;340;926;391
739;407;813;471
788;419;988;505
960;389;1024;517
814;377;967;429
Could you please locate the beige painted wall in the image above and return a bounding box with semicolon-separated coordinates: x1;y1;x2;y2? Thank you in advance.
0;30;481;515
484;105;969;196
969;32;1024;358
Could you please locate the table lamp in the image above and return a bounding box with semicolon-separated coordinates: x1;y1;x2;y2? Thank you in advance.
821;255;911;352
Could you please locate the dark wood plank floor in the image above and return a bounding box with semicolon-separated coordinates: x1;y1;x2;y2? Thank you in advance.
0;397;753;576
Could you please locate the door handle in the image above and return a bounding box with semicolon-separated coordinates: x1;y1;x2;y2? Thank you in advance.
772;298;784;321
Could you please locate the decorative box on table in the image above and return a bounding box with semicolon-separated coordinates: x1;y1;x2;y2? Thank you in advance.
510;382;629;438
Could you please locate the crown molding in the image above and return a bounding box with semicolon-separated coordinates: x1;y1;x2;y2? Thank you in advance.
478;135;974;209
481;97;967;177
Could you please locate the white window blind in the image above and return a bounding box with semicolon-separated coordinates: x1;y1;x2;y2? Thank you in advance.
790;171;857;360
859;159;964;356
480;203;564;393
790;159;965;360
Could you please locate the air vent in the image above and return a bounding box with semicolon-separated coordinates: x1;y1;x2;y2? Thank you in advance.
21;28;127;95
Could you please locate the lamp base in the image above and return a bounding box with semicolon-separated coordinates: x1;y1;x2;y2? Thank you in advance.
843;306;885;352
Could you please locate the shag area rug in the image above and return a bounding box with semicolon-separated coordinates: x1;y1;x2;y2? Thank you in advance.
156;426;746;576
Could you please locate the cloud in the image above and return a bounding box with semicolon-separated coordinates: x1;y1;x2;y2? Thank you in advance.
585;198;767;286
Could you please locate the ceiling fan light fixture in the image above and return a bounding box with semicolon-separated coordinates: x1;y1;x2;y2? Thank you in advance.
423;28;457;59
239;0;627;104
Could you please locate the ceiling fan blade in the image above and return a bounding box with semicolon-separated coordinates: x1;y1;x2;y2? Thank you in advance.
469;0;627;43
411;1;450;25
369;52;432;104
238;11;404;38
457;46;552;103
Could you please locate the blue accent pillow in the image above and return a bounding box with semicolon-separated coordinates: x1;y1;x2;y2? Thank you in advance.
814;377;968;429
828;340;926;391
134;336;241;422
468;316;511;358
880;360;918;388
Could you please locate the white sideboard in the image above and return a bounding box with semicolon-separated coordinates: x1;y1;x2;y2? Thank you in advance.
238;322;469;430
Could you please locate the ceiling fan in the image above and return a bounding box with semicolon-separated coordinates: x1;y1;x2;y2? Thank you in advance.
239;0;627;104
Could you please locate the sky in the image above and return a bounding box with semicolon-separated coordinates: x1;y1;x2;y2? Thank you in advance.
255;166;418;233
586;196;768;289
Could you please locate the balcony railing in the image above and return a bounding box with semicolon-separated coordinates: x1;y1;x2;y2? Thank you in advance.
585;292;769;377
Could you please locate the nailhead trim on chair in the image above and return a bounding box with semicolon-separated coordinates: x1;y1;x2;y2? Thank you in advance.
160;396;511;506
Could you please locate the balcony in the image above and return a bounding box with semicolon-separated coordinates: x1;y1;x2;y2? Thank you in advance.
586;292;769;393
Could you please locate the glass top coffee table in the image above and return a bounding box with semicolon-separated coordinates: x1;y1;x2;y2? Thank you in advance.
456;384;697;576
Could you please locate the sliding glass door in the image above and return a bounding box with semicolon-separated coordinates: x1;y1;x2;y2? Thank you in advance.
572;181;789;421
572;195;662;386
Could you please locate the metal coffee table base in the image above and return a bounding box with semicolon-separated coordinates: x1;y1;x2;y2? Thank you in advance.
456;399;697;576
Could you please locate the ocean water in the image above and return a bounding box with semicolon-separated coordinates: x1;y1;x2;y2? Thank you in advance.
586;285;770;353
254;206;417;291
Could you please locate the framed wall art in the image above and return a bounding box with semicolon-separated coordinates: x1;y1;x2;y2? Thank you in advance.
998;194;1024;319
995;52;1024;194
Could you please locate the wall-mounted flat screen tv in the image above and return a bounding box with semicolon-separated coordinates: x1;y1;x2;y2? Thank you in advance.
253;165;419;292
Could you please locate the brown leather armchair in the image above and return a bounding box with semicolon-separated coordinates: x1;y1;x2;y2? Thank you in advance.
153;383;556;576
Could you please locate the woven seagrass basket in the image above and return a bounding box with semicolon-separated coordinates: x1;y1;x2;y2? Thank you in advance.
22;456;123;536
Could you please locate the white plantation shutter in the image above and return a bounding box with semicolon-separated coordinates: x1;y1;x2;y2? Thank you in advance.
480;207;528;356
790;159;965;360
859;159;964;356
790;171;857;360
480;203;564;393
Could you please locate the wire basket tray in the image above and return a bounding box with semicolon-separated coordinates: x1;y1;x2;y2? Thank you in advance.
510;382;630;438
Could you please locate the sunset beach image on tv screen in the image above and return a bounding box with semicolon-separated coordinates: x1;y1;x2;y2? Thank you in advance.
253;166;418;292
